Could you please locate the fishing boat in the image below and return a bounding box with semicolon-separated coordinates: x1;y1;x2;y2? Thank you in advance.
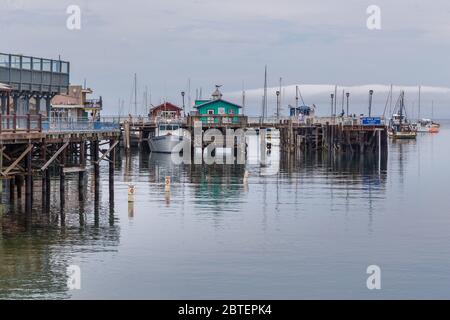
148;121;187;153
388;91;417;139
412;89;440;134
414;119;440;133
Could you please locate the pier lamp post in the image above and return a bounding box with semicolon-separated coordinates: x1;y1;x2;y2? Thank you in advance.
346;92;350;116
369;90;374;117
276;90;280;120
181;91;185;116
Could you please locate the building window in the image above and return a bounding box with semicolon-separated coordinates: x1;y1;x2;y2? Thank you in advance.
61;62;69;74
229;109;235;115
32;58;42;71
0;54;9;67
207;109;214;115
218;107;225;115
10;55;21;69
22;57;32;70
42;60;51;72
52;61;61;73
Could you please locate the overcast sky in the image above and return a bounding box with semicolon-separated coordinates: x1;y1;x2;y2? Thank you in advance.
2;0;450;116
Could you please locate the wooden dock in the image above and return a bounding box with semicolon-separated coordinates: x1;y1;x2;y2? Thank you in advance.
0;113;388;213
117;114;388;156
0;115;120;216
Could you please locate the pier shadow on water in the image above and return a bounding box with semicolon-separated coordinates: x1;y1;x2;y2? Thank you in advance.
0;172;120;299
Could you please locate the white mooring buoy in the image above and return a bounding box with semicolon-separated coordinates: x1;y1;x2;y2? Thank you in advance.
165;176;171;192
128;184;135;202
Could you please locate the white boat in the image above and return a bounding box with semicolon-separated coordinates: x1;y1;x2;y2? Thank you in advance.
148;122;187;153
413;119;440;133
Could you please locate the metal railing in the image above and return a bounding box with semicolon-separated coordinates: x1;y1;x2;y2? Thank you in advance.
84;99;102;109
0;114;42;133
98;115;386;128
186;115;248;126
43;118;120;132
0;114;120;134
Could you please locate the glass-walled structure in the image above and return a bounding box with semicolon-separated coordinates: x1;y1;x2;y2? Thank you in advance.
0;53;70;94
0;53;70;115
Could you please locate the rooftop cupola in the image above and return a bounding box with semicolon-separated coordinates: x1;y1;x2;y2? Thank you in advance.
212;85;223;100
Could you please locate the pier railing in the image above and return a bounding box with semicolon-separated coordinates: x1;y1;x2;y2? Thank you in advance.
42;118;120;132
0;114;42;133
0;114;120;134
186;115;248;126
99;115;386;129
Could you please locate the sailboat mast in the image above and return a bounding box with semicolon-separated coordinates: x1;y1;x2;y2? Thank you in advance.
418;85;421;120
389;84;393;115
432;100;434;119
399;91;404;126
242;81;246;115
279;77;282;113
263;66;268;120
134;73;138;115
188;78;191;114
334;85;337;116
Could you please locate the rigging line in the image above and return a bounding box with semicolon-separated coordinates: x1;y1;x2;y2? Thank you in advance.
298;86;306;106
382;88;391;117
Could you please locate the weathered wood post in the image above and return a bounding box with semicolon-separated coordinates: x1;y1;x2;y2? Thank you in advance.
0;144;3;204
41;143;47;210
16;175;22;200
79;141;86;201
93;139;100;203
60;144;66;218
45;165;51;212
109;139;116;202
25;146;32;214
9;177;14;203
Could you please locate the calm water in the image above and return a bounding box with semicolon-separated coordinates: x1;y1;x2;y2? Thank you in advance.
1;122;450;299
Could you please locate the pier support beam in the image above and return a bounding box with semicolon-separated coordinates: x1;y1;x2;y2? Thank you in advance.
16;175;23;200
0;145;2;203
45;95;52;119
41;143;47;210
12;93;21;114
60;145;66;225
9;177;14;203
25;146;32;214
79;141;86;201
0;93;6;115
93;140;100;203
109;139;116;202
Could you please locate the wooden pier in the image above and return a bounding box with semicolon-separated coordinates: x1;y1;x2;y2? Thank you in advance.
117;114;388;157
0;115;120;215
0;112;387;213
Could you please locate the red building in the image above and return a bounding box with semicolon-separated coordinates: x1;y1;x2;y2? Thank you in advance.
149;102;183;119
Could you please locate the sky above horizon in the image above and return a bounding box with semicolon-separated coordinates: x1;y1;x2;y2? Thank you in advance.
2;0;450;116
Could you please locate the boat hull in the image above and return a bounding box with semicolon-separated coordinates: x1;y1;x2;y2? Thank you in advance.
148;135;185;153
388;131;417;139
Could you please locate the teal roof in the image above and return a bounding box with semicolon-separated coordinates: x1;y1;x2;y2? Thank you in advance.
194;99;242;109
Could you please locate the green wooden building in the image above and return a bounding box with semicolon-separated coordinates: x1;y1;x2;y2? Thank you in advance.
194;86;242;124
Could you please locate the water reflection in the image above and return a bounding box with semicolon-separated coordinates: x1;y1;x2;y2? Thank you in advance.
1;138;391;299
0;176;120;299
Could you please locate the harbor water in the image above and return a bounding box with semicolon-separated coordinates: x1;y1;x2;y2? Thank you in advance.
1;121;450;299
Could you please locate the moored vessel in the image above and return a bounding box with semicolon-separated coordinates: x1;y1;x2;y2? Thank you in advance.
388;91;417;140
